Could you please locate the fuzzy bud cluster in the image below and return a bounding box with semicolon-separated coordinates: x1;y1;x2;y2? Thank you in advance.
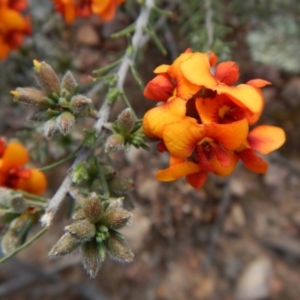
49;193;133;278
11;61;94;139
105;108;149;153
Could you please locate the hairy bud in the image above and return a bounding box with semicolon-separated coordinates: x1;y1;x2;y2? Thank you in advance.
1;229;21;254
105;134;125;153
11;88;45;106
69;95;92;115
117;108;135;136
49;232;80;257
61;71;78;95
101;206;131;230
82;240;102;278
56;111;75;135
108;176;135;194
44;117;59;139
65;219;96;242
33;60;60;96
83;193;103;223
106;234;134;262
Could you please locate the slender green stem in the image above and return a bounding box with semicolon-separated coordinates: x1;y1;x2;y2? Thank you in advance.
120;92;138;120
18;190;48;203
38;146;82;172
0;227;48;264
26;200;47;208
96;162;110;197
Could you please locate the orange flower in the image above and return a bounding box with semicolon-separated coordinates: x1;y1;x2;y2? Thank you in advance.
0;139;47;195
0;4;31;60
53;0;125;24
0;0;28;11
235;125;286;173
142;50;285;189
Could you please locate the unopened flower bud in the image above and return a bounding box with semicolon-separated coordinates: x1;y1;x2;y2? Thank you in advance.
108;176;135;194
0;189;25;212
72;208;86;221
69;95;92;115
44;117;59;139
10;195;26;213
107;87;120;104
82;240;102;278
49;232;80;257
56;111;75;135
71;162;89;184
65;219;96;242
117;108;135;136
101;206;131;230
11;88;46;106
1;229;21;254
106;234;134;262
105;134;125;153
61;71;79;95
83;193;103;223
33;60;60;96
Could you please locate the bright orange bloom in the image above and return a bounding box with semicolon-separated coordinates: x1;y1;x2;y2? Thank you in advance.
0;138;47;195
142;50;285;189
53;0;125;24
0;3;31;60
0;0;28;11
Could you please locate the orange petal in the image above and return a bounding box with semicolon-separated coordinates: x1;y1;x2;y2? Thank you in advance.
168;53;201;100
144;74;174;102
15;169;47;195
156;160;202;181
208;52;218;67
210;151;238;176
215;61;239;86
0;142;29;173
179;52;218;89
195;97;222;124
246;79;271;88
186;171;208;189
204;119;248;150
142;97;186;139
247;125;286;154
154;64;169;74
163;117;205;158
215;84;264;114
236;148;268;173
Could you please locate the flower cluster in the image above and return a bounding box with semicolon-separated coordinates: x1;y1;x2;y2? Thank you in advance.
52;0;125;24
11;60;94;139
142;49;286;189
0;0;31;60
0;137;47;195
49;193;133;278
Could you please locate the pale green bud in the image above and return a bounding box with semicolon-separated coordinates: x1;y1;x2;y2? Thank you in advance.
65;219;96;242
108;176;135;194
44;117;59;139
106;234;134;262
83;193;103;223
105;134;125;153
69;95;92;115
33;60;60;96
11;88;46;106
101;206;131;230
48;232;80;257
56;111;75;135
81;240;102;278
61;71;79;95
117;108;135;136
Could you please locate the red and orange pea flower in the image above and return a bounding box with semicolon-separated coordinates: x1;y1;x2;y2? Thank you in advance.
0;138;47;195
53;0;125;24
0;0;31;60
142;50;286;189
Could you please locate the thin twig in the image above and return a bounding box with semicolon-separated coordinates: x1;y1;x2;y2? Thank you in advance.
202;176;231;272
205;0;214;51
41;0;155;227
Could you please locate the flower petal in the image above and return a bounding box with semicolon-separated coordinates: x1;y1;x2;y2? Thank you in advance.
246;79;271;88
215;61;239;86
210;151;238;176
154;64;169;74
205;119;248;150
179;53;218;89
236;148;268;173
142;97;186;139
15;169;47;195
0;142;29;173
144;74;174;102
247;125;286;154
163;117;205;158
186;171;208;189
156;160;202;181
216;83;264;114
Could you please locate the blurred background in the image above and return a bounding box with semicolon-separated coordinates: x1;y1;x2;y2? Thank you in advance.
1;0;300;299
